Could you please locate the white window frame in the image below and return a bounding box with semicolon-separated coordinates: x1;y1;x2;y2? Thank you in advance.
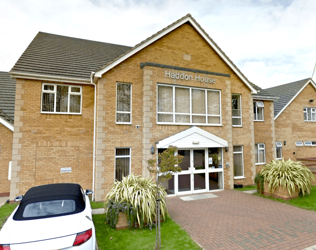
295;141;303;147
305;141;312;146
255;143;266;165
254;101;264;121
276;142;282;159
303;107;316;121
232;94;242;127
233;145;244;179
115;147;131;181
157;84;222;126
116;82;132;124
41;83;82;114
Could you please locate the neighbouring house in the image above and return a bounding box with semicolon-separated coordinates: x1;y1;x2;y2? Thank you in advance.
5;13;315;201
266;78;316;166
0;71;15;196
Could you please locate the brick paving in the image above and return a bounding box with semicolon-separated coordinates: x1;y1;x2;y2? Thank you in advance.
167;190;316;250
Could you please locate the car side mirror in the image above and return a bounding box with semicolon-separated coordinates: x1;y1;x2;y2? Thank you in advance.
85;189;93;195
14;195;23;202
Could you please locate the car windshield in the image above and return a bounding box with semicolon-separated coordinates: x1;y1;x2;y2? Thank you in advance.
23;200;76;218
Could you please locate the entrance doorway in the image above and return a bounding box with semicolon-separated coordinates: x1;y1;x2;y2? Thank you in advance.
161;148;224;195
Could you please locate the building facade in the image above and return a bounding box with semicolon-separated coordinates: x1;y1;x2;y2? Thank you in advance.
3;14;314;201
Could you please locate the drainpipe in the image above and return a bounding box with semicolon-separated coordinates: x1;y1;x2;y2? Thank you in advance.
90;72;96;201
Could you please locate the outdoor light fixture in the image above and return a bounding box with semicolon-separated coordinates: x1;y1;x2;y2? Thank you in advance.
310;99;314;103
225;147;228;152
284;141;286;146
150;145;155;154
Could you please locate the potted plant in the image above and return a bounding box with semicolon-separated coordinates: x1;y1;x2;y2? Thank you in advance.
254;173;264;194
260;158;315;200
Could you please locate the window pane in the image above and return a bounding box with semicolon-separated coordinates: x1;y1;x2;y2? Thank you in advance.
161;175;175;194
208;91;220;115
44;85;54;91
56;86;69;112
175;115;190;123
115;157;130;181
208;116;220;124
71;87;80;93
175;87;189;113
194;150;205;170
232;117;241;126
42;93;55;112
117;113;130;123
178;175;191;192
192;115;206;123
233;146;242;152
276;147;282;158
192;89;205;114
178;150;190;171
117;83;131;112
194;173;205;190
70;95;81;113
158;86;173;112
233;152;243;176
158;114;173;122
116;148;130;156
257;107;263;120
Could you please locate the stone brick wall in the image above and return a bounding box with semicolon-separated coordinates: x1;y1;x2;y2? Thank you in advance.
0;124;13;195
254;100;276;172
95;23;256;199
275;83;316;160
10;79;94;200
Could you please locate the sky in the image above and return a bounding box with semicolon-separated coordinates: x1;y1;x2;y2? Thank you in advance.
1;0;316;89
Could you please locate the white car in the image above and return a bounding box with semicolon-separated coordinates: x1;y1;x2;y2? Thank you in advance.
0;183;96;250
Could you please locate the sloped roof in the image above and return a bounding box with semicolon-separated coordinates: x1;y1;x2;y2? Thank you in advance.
0;71;16;123
251;82;276;100
265;78;314;118
10;32;131;82
92;14;256;94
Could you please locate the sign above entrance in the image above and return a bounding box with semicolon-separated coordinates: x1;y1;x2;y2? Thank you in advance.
165;70;216;84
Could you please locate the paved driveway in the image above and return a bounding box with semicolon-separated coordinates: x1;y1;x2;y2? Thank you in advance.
167;190;316;250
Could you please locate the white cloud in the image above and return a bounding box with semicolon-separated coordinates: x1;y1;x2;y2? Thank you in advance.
0;0;315;88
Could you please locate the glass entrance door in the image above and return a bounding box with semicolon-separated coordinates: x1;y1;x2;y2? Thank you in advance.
177;149;207;194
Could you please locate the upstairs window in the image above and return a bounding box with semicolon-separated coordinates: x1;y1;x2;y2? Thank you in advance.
116;83;132;124
276;141;282;159
42;84;82;114
254;101;264;121
295;141;303;147
303;108;316;121
232;94;242;126
255;143;265;164
157;84;221;125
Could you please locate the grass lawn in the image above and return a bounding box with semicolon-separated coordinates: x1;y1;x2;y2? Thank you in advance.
234;185;256;191
0;203;18;228
90;201;105;209
255;186;316;212
93;214;201;250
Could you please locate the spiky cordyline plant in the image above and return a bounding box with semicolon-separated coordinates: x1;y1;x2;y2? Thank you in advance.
105;174;167;228
261;158;315;196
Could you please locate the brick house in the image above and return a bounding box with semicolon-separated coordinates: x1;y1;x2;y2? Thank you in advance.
4;14;314;201
0;72;15;196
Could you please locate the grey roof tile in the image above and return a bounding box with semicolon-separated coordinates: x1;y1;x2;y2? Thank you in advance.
0;71;16;123
11;32;131;80
265;78;310;117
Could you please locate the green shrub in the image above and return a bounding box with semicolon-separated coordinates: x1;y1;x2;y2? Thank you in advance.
254;173;264;194
261;158;315;196
105;174;168;228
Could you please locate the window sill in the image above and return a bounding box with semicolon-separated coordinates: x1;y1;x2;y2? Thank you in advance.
254;120;264;122
255;163;266;165
116;123;132;125
232;126;243;128
41;112;82;115
234;176;245;180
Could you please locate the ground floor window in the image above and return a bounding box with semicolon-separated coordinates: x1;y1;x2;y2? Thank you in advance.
233;146;244;177
255;143;265;164
276;141;282;159
115;148;131;181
